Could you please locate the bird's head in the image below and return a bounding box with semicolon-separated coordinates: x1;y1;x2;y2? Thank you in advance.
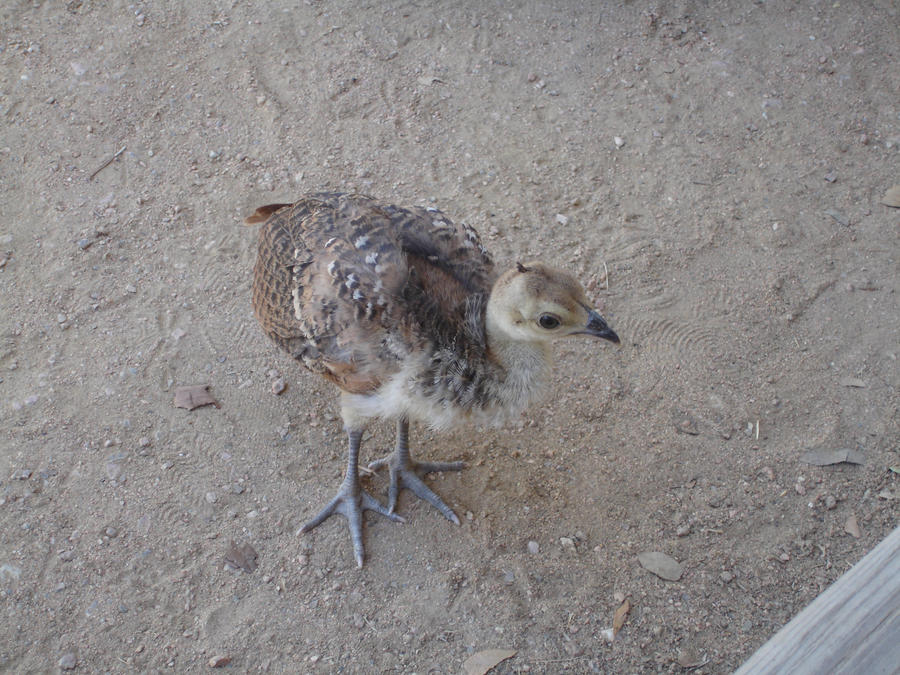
486;262;619;345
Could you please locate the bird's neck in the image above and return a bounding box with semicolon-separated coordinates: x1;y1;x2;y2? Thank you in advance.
484;307;552;398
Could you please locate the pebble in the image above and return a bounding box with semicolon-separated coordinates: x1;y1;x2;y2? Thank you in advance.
560;536;576;552
555;214;568;225
614;136;625;148
824;495;837;510
105;527;118;538
58;653;77;670
14;469;33;480
205;491;217;504
676;523;691;537
58;549;75;562
271;378;286;395
139;436;151;448
106;461;123;481
720;571;735;583
209;655;231;668
527;540;540;554
637;551;683;581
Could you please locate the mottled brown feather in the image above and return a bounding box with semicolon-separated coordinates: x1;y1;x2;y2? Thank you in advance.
251;193;496;397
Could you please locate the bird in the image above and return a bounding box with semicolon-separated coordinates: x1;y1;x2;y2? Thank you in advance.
247;192;619;567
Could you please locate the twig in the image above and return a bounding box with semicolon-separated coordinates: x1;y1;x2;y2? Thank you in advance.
602;261;610;290
89;145;126;181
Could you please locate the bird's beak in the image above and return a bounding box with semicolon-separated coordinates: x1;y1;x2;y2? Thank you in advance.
578;309;620;343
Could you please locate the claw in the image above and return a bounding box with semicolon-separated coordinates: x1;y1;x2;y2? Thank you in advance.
299;428;402;566
368;418;465;524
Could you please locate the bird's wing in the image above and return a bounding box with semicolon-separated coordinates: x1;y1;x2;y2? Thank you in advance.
252;194;496;394
253;194;420;393
382;201;496;352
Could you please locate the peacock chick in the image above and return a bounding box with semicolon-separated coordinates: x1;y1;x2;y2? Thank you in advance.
248;192;619;567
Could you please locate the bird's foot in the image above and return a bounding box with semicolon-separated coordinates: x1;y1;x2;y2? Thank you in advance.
299;483;404;567
368;453;465;525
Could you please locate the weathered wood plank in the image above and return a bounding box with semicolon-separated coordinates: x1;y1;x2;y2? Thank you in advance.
736;525;900;675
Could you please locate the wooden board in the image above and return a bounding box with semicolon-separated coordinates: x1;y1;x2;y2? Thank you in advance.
736;526;900;675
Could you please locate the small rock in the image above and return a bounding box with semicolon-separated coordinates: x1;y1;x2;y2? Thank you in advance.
59;549;75;562
824;171;837;183
59;653;77;670
105;527;118;538
844;514;862;538
208;655;231;668
560;536;576;552
139;436;151;448
676;523;691;537
824;495;837;510
57;313;67;324
125;284;137;294
614;136;625;148
271;378;286;395
527;540;540;554
205;491;217;504
14;469;33;480
720;571;734;583
637;551;683;581
555;214;568;225
106;461;123;481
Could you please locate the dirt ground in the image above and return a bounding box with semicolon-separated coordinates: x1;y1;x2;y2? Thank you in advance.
1;1;898;672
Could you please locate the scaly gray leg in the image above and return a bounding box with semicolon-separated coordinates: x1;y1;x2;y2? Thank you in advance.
299;428;403;567
368;418;465;525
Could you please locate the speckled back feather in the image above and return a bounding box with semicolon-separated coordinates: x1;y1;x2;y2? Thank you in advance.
251;193;497;397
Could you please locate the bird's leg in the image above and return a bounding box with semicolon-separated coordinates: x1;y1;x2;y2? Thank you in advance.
368;417;465;525
299;428;403;567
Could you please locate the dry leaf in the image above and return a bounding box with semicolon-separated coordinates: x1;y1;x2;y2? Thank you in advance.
638;551;683;581
462;649;516;675
844;514;861;539
174;384;219;410
613;598;632;636
881;185;900;208
677;648;705;668
224;540;258;573
799;448;865;466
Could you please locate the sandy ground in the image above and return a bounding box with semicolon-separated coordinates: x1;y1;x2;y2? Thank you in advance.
1;1;899;672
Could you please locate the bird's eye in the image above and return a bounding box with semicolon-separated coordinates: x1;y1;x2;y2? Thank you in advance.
538;314;561;330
